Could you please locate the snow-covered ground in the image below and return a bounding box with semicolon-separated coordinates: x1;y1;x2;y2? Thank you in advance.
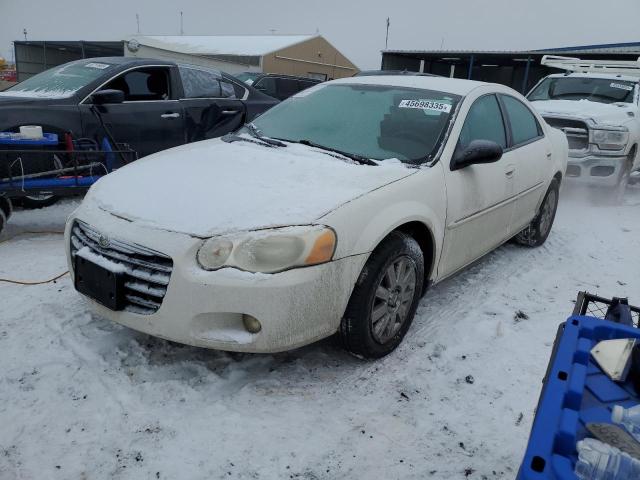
1;186;639;480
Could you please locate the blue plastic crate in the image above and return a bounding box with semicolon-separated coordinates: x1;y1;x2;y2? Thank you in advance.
0;132;59;146
517;316;640;479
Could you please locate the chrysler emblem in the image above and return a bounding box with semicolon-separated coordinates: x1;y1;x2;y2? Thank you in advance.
98;235;110;248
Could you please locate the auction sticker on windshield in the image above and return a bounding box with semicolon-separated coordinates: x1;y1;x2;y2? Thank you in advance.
85;63;111;70
399;99;451;113
610;82;634;91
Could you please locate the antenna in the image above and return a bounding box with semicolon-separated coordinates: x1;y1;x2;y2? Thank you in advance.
385;18;390;49
136;13;140;34
180;11;184;35
23;28;28;41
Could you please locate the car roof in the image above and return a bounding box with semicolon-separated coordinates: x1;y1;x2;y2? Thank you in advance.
546;72;640;83
330;75;488;96
73;56;176;67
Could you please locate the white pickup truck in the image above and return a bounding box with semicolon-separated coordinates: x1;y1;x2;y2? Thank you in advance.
527;55;640;196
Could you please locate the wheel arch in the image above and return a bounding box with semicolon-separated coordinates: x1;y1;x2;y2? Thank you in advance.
362;220;437;292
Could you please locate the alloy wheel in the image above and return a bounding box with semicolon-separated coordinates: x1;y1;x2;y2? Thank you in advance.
370;256;417;344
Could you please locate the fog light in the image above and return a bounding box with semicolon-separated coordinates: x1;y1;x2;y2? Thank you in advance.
242;314;262;333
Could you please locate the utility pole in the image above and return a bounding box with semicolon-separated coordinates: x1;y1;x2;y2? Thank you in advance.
136;14;140;34
180;11;184;35
385;18;390;50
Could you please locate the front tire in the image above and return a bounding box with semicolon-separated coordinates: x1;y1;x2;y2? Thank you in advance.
515;178;560;247
340;232;424;359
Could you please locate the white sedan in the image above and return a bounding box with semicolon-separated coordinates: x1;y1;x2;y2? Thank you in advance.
66;76;567;358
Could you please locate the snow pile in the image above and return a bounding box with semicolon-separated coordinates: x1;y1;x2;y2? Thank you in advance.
1;187;639;479
88;139;414;237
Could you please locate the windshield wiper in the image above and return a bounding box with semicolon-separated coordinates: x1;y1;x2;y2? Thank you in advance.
291;139;378;165
245;123;287;147
223;123;287;148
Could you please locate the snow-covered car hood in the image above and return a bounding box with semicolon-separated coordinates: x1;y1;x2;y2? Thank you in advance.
530;99;636;127
87;138;415;237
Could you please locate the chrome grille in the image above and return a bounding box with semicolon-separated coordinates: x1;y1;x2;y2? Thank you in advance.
70;221;173;315
543;117;589;151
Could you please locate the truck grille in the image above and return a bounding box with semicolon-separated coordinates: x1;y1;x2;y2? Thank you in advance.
70;221;173;315
543;117;589;151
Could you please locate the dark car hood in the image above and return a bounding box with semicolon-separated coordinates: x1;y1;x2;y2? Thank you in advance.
0;93;77;106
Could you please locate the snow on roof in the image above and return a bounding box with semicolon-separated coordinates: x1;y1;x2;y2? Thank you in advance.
332;75;487;96
128;34;317;57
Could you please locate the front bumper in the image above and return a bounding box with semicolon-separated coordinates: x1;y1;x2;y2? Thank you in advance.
565;154;628;187
65;203;368;353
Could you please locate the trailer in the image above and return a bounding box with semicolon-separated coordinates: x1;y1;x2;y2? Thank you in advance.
0;131;136;234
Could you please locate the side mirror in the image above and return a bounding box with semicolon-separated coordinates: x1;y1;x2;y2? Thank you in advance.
91;89;125;105
451;140;503;171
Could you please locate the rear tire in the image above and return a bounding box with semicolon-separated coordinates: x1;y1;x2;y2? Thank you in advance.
340;231;424;359
515;178;560;247
0;197;12;220
21;194;59;209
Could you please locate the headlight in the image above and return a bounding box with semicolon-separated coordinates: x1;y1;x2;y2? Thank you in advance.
590;128;629;151
197;226;337;273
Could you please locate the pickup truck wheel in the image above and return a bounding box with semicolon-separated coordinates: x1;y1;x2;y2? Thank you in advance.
613;156;633;204
340;232;424;359
0;209;6;235
0;197;12;220
515;178;559;248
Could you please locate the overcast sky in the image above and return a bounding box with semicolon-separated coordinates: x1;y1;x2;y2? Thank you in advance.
1;0;639;69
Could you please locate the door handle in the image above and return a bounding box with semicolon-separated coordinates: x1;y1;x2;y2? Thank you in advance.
505;166;516;178
161;112;181;119
221;109;239;115
546;152;552;158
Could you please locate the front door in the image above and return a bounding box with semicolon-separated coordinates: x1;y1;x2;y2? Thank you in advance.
80;66;185;158
438;94;516;279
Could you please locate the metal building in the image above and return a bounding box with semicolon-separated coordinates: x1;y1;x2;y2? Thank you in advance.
124;34;359;79
13;41;124;81
381;42;640;94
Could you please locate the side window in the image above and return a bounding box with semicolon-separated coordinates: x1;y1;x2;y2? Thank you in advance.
179;67;221;98
220;79;237;99
501;95;542;146
300;80;319;90
103;67;170;101
458;94;507;150
254;77;277;98
276;78;300;99
230;81;247;99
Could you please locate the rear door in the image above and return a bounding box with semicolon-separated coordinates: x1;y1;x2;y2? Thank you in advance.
80;65;185;158
438;93;517;279
498;94;549;233
178;66;246;142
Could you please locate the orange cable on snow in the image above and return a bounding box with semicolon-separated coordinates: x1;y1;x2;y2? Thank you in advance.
0;270;69;285
0;230;68;284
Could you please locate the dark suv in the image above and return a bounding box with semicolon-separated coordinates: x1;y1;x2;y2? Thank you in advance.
234;73;322;100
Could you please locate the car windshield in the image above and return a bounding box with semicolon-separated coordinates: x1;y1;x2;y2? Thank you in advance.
1;60;117;99
249;83;460;163
528;76;636;104
235;72;261;85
